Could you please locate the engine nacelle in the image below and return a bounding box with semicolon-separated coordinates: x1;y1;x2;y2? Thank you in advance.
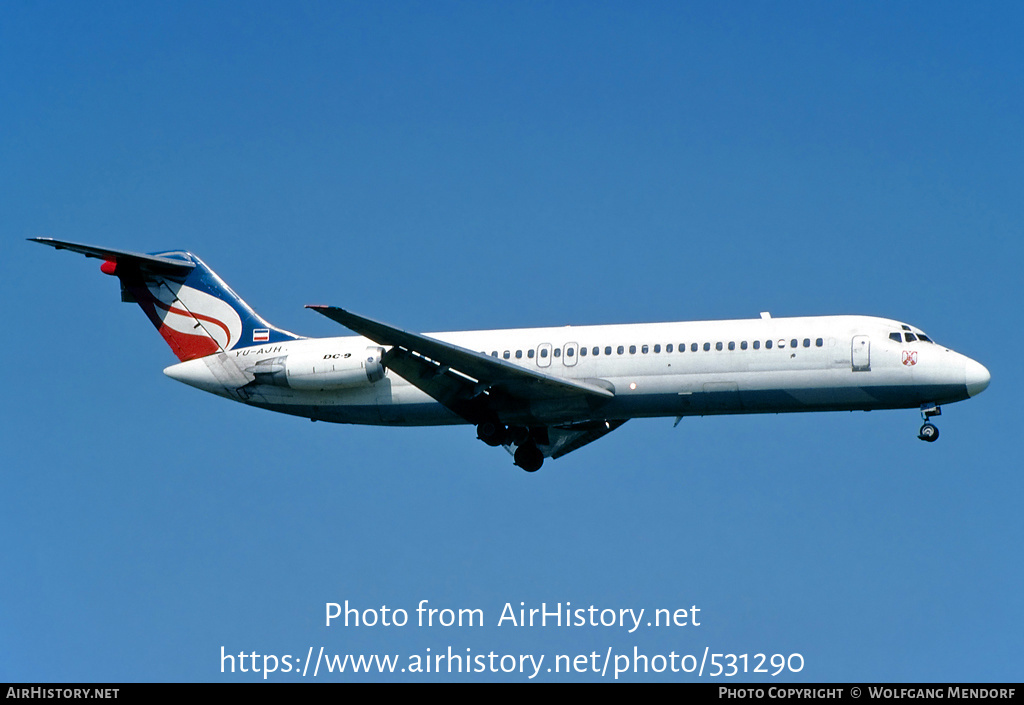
252;346;385;390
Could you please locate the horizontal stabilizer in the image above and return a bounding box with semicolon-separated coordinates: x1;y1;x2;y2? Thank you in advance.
29;238;195;275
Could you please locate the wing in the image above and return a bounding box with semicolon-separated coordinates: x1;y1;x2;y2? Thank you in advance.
306;305;625;461
307;306;614;401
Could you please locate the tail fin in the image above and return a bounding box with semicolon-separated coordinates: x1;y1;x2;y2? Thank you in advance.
31;238;302;361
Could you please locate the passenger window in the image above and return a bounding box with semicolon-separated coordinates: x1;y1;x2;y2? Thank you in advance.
716;342;723;351
766;340;773;349
642;344;649;354
791;339;798;348
605;346;612;355
629;345;636;354
666;344;673;353
728;341;736;351
816;338;823;347
803;338;810;348
593;347;599;356
691;343;698;352
528;349;535;358
703;343;711;352
554;348;561;357
515;350;522;359
503;351;510;359
540;349;548;358
580;347;587;357
741;341;748;350
653;344;661;353
617;346;624;355
753;340;760;350
491;351;498;357
566;347;574;357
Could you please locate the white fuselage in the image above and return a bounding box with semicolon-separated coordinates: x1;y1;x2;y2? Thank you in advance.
164;314;989;427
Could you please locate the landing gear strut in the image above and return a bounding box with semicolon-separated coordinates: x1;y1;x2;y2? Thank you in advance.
918;404;941;442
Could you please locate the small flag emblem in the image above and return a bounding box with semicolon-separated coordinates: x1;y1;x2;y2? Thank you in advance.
253;329;270;342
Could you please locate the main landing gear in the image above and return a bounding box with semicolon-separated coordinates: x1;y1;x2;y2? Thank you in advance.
513;443;544;473
918;404;941;442
476;421;544;472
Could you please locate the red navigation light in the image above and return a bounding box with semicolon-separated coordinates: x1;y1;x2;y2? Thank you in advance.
100;260;118;276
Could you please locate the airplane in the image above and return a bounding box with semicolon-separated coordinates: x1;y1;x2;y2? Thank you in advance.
31;238;991;472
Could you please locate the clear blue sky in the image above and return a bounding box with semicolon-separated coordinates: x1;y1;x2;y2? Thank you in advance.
2;1;1021;682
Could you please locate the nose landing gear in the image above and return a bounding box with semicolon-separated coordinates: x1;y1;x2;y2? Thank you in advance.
918;404;941;442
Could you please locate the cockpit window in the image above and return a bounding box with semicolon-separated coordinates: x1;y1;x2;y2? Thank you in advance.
904;333;917;343
918;334;933;343
889;332;902;343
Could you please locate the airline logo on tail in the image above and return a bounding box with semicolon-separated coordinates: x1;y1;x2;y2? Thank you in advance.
27;238;302;363
136;279;245;359
126;253;301;362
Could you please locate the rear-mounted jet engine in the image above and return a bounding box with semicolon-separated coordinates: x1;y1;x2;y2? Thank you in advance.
250;346;385;390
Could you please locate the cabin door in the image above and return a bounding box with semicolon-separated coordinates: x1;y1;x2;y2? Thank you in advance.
851;335;871;371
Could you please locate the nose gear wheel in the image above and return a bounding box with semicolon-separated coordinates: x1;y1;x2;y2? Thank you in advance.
917;404;941;442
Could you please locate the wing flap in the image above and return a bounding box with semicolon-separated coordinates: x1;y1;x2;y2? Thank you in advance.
548;419;628;459
501;419;628;460
380;346;479;415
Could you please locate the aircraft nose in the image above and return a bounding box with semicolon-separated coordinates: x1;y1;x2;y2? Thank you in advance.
965;359;991;397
